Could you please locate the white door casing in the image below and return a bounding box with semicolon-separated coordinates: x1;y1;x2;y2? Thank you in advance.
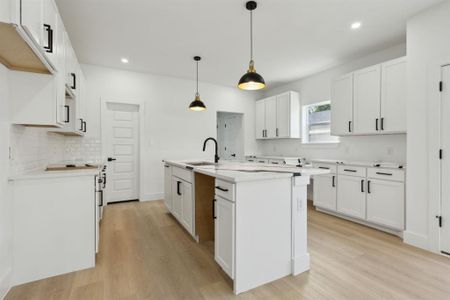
104;102;140;203
217;112;244;161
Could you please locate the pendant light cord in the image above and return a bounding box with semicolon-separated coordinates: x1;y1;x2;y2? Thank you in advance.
196;60;199;94
250;10;253;61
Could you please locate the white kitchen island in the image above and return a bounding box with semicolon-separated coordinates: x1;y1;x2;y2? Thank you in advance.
163;160;328;294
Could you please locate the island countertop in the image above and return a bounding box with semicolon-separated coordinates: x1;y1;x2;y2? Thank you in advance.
164;160;329;183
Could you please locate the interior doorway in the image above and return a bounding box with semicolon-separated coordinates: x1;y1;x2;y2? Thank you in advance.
103;102;140;203
217;112;244;161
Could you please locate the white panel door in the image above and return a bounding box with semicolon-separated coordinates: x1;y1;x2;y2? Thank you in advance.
313;174;337;211
215;196;235;279
366;179;404;230
217;114;243;160
21;0;43;46
265;97;277;138
104;103;139;203
337;175;366;219
255;100;265;139
276;92;290;138
180;181;193;234
381;57;407;133
171;177;182;220
353;65;381;134
331;73;353;135
164;165;172;212
440;65;450;255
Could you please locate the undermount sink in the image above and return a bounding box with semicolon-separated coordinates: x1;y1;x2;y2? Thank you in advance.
185;161;217;166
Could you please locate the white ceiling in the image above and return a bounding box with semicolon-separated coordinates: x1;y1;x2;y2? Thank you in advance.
56;0;441;88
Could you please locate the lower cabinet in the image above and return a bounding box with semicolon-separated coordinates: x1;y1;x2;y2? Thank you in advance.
164;165;172;212
366;179;404;230
313;173;337;211
171;175;193;235
337;175;366;220
214;196;235;279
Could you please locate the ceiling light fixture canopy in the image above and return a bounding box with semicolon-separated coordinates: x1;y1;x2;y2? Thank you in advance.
238;1;266;91
189;56;206;111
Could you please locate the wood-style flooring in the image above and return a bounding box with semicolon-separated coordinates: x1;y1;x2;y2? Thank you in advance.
6;200;450;300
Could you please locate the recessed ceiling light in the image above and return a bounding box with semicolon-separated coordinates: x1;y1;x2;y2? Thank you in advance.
351;22;362;30
121;58;129;64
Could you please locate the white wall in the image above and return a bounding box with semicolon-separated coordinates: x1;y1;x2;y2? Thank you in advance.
0;65;12;298
405;0;450;251
257;43;407;163
81;64;259;200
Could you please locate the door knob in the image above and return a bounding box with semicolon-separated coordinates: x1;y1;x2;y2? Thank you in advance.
107;157;117;162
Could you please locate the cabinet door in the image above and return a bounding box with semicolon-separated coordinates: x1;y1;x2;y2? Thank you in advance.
255;100;265;139
76;69;87;134
366;179;404;230
42;0;58;68
215;196;235;279
313;174;337;211
353;65;381;134
181;181;193;234
331;73;353;135
337;175;366;219
265;97;277;138
21;0;43;46
55;16;66;125
276;92;290;138
164;166;172;212
171;177;182;220
381;57;406;133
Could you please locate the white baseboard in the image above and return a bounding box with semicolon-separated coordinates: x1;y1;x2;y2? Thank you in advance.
403;230;429;250
0;267;12;300
141;193;164;202
292;253;310;276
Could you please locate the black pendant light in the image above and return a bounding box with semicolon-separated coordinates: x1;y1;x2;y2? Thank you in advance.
238;1;265;90
189;56;206;111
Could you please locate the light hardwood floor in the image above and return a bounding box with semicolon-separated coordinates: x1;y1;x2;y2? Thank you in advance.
6;200;450;300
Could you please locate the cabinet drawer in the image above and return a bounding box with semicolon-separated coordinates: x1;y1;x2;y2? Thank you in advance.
313;163;337;174
367;168;404;182
215;179;235;201
256;159;268;164
269;159;284;165
172;166;193;183
338;165;366;177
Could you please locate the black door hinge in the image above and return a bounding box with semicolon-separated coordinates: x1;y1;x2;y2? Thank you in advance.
436;215;442;227
439;149;443;159
440;81;443;92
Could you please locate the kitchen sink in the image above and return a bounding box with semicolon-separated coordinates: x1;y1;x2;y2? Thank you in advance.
185;161;217;166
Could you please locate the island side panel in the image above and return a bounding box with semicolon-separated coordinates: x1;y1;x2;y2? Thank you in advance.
194;172;215;242
234;177;292;295
291;175;310;275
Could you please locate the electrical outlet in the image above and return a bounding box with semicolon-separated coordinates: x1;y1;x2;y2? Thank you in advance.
387;146;394;155
9;147;13;160
273;145;277;152
345;146;350;154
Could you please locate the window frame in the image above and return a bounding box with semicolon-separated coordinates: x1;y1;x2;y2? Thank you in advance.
301;100;340;145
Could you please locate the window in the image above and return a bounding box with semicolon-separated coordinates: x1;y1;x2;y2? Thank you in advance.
302;101;339;144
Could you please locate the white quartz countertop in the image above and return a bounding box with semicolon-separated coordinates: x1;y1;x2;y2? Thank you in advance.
164;160;329;183
311;159;406;170
9;166;104;181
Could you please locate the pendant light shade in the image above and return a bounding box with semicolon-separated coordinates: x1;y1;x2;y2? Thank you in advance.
189;56;206;111
238;1;265;90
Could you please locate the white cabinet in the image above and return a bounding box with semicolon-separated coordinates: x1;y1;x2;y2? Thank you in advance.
337;175;366;220
170;168;194;236
21;0;44;47
381;57;406;133
353;65;381;134
171;176;182;220
313;173;337;211
214;196;235;279
366;179;404;230
255;91;300;140
331;73;353;135
164;165;172;212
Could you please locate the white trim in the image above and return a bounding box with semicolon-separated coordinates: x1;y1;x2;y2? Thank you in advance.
0;267;12;300
403;231;429;250
100;98;146;201
142;193;164;202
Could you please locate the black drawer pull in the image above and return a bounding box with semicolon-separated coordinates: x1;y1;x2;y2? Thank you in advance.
376;172;392;176
332;175;335;187
376;118;379;131
361;179;365;193
64;105;70;123
348;121;352;133
177;181;181;195
271;162;279;164
367;180;371;194
319;166;330;170
43;24;53;53
215;186;229;192
344;169;357;173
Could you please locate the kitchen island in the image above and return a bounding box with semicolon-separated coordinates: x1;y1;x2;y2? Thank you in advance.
163;160;328;294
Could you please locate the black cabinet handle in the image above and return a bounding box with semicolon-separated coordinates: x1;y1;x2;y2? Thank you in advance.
99;190;103;206
361;179;365;193
381;118;384;131
376;172;392;176
348;121;352;133
43;24;53;53
213;198;216;219
107;157;116;162
215;186;229;192
164;165;170;168
177;181;181;196
64;105;70;123
367;180;371;194
376;118;379;131
82;121;87;133
344;169;357;173
319;166;330;170
102;173;106;189
276;128;279;137
71;73;76;90
79;118;84;131
332;175;335;187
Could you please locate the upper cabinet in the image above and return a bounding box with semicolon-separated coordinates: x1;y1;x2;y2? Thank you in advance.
255;91;300;140
331;56;406;136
